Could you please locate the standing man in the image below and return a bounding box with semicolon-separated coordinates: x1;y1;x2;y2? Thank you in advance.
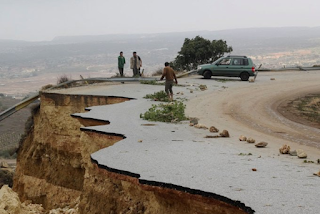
118;51;126;77
130;52;142;77
160;62;178;101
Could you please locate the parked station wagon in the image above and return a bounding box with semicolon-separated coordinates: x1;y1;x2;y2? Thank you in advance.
197;55;256;81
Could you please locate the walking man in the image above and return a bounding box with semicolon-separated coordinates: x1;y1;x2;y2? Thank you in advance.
130;52;142;77
118;51;126;77
160;62;178;101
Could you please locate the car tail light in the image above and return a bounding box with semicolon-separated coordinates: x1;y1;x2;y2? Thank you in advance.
252;67;255;72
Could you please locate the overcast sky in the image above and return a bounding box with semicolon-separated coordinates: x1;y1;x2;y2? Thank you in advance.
1;0;319;41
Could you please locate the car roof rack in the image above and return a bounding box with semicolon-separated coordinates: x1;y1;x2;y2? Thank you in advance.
226;55;247;58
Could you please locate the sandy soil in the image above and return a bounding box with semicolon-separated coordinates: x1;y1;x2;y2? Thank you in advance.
279;94;320;129
186;70;320;158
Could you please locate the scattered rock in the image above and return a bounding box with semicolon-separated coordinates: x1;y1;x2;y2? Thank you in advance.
199;85;207;91
0;185;77;214
0;161;9;168
313;171;320;177
138;140;143;142
255;142;268;148
0;185;22;213
318;159;320;164
239;135;247;141
289;150;297;156
209;126;219;133
194;124;208;129
189;117;199;125
297;149;307;158
181;92;184;95
279;144;290;154
249;78;254;83
270;78;275;80
190;90;193;93
252;168;257;171
219;130;230;137
189;123;194;126
246;137;255;144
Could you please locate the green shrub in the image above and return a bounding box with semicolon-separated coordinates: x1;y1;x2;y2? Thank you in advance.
144;90;169;102
140;101;188;123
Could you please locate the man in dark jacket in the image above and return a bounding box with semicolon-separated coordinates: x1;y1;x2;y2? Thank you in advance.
118;51;126;77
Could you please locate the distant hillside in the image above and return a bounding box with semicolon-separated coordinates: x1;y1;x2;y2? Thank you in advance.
0;26;320;77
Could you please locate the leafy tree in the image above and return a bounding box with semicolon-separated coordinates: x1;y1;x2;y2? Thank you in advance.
171;36;233;70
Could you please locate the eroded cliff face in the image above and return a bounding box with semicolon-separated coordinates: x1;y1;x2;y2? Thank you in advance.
13;92;251;214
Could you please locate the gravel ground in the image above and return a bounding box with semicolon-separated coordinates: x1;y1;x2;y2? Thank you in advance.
54;71;320;214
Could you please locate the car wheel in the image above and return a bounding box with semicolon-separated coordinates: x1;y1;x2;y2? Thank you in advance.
204;70;212;79
240;72;249;81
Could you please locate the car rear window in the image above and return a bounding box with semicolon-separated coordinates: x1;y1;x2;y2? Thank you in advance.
232;58;249;66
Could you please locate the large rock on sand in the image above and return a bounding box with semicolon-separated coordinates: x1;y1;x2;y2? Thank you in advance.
279;144;290;154
0;185;21;214
297;149;307;158
219;130;230;137
246;137;255;143
189;118;199;125
239;135;247;141
289;150;297;156
209;126;219;133
255;142;268;148
194;124;208;129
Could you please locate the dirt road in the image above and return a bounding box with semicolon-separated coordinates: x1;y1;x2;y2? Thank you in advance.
186;70;320;158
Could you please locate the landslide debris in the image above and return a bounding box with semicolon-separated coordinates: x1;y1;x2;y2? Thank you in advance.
279;144;291;154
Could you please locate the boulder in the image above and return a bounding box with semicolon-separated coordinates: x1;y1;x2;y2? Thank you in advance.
297;149;307;158
199;85;207;91
255;142;268;148
279;144;290;154
189;118;199;125
0;185;22;214
246;137;255;144
289;150;297;156
239;135;247;141
209;126;219;133
219;130;230;137
194;124;208;129
313;171;320;177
